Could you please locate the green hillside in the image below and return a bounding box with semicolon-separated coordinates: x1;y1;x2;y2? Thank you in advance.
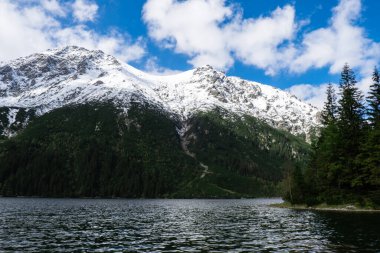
0;103;311;198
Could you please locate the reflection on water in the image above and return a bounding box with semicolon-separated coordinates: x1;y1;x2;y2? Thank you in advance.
0;198;379;252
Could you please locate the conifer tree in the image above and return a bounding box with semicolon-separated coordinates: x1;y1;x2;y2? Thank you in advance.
359;67;380;191
367;67;380;127
321;83;337;125
310;83;339;194
338;64;364;130
337;64;365;188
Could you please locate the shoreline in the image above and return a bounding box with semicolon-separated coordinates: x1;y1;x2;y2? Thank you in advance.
0;196;281;200
271;202;380;213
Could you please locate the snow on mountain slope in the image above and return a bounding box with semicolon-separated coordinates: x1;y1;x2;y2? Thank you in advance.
0;46;320;138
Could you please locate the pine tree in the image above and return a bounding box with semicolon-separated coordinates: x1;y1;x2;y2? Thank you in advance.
313;83;339;189
338;64;364;130
321;83;337;125
292;82;341;205
367;67;380;127
337;64;365;189
358;67;380;194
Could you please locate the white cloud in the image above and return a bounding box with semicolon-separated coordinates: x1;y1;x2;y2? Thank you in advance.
143;0;380;77
0;0;145;63
356;75;373;97
54;27;146;62
143;0;296;73
144;57;181;75
0;1;53;61
290;0;380;76
225;5;296;76
287;83;339;109
143;0;234;70
72;0;98;22
287;76;373;109
41;0;66;17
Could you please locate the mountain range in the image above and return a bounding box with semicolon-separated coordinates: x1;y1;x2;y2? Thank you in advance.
0;46;320;198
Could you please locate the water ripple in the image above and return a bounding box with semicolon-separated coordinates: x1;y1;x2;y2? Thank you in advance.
0;198;379;252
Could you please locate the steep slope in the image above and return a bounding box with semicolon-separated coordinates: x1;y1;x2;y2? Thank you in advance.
0;103;310;198
0;46;319;198
0;107;35;137
0;46;320;139
0;103;201;197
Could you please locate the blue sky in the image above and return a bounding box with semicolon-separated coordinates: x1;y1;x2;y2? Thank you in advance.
0;0;379;107
93;0;380;86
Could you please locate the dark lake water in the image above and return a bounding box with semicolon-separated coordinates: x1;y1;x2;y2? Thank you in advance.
0;198;379;252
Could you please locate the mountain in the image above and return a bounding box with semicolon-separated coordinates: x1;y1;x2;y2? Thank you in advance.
0;46;320;198
0;46;320;139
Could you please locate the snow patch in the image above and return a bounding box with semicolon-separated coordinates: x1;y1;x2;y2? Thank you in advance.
0;47;321;139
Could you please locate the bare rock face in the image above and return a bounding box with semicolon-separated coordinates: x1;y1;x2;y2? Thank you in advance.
0;46;320;139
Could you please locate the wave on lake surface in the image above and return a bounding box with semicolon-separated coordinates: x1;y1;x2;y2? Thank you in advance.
0;198;379;252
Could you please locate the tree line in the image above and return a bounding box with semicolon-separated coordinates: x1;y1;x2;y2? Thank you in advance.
285;64;380;207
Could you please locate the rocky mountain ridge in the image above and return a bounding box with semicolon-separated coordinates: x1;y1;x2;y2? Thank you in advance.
0;46;320;138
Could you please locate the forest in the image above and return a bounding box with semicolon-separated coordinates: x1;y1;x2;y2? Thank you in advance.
0;102;308;198
285;64;380;208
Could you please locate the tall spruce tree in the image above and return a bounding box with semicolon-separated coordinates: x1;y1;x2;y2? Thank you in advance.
367;67;380;127
337;64;365;188
321;83;337;125
338;64;364;129
311;83;339;194
286;82;341;205
359;67;380;191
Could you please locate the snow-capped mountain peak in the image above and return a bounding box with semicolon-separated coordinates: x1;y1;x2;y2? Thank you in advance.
0;46;320;138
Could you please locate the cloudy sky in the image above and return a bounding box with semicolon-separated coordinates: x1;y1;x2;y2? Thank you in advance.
1;0;379;108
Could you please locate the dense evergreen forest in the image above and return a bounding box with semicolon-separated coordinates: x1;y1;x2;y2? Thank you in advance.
0;104;201;197
0;103;309;198
285;64;380;208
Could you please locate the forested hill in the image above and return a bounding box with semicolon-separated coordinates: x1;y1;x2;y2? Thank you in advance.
0;103;310;198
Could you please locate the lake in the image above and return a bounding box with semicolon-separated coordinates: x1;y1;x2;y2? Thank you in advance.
0;198;379;252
